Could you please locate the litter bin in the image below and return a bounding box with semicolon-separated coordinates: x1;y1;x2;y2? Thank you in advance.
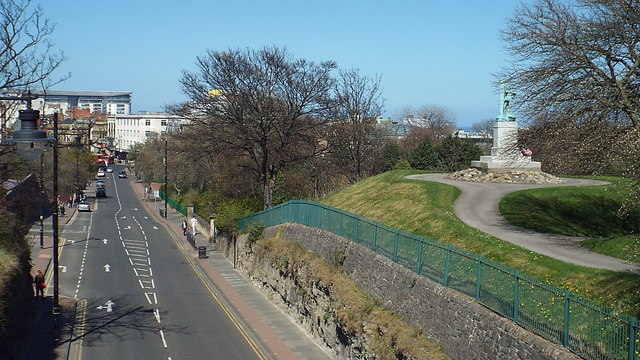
198;246;207;259
159;208;166;217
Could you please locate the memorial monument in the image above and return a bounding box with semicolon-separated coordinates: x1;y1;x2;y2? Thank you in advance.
470;83;541;171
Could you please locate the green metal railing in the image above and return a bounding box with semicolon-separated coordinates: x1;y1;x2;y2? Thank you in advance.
158;190;188;216
238;199;640;360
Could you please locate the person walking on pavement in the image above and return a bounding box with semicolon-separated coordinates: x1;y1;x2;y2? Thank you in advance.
191;216;197;236
33;270;45;299
181;219;188;236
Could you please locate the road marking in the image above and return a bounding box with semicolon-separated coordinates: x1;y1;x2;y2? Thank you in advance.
154;308;161;323
144;292;158;304
59;265;67;272
103;264;111;272
103;239;108;244
96;300;114;312
159;329;168;348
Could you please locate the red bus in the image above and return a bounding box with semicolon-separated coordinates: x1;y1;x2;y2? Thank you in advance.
95;153;114;165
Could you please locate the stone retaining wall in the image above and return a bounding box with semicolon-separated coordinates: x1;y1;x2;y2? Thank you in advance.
219;223;581;360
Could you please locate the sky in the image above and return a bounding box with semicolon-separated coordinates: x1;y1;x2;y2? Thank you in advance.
39;0;527;128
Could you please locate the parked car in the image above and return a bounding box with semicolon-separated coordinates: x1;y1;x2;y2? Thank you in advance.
96;188;106;198
118;170;127;179
97;169;105;177
78;201;91;212
106;166;113;173
96;180;106;188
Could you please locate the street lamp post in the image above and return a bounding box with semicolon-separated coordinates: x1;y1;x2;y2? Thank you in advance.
3;104;59;342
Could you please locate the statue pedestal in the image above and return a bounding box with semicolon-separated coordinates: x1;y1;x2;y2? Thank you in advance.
471;121;541;171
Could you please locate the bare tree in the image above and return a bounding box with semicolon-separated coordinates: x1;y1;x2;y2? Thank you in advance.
500;0;640;128
500;0;640;213
176;47;336;208
401;105;456;142
328;68;385;182
0;0;68;137
471;118;494;154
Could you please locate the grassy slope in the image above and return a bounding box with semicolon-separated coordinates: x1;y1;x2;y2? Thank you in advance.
321;170;640;317
499;177;639;262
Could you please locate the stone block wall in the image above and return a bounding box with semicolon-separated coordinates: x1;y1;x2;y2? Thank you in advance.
219;223;581;360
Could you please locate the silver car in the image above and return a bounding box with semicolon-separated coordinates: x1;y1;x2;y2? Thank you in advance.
78;201;91;212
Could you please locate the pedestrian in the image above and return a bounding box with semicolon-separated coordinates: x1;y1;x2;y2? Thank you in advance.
67;196;73;208
59;204;66;216
181;219;188;236
191;216;197;236
33;270;45;299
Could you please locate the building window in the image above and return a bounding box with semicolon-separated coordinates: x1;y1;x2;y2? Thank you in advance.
161;120;167;126
145;119;150;126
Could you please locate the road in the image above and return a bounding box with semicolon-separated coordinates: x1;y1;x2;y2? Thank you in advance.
58;165;272;360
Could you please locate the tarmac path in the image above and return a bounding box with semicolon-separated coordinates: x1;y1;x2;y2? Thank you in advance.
406;174;640;273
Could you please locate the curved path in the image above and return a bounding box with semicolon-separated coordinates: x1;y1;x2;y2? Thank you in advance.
406;174;640;273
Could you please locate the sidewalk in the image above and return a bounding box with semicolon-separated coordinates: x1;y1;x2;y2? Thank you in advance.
21;204;80;360
132;179;333;360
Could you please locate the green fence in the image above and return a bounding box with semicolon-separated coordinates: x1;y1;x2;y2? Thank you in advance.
158;190;188;216
238;200;639;360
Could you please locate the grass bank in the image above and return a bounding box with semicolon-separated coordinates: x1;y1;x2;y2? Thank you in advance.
321;170;640;317
499;177;639;262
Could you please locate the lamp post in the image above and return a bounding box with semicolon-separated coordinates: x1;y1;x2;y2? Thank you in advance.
3;105;59;342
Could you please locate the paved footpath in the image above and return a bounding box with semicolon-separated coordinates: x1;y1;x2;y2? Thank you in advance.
406;174;640;273
21;205;80;359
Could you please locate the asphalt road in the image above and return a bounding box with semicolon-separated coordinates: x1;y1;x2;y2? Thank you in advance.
58;165;271;360
406;173;640;272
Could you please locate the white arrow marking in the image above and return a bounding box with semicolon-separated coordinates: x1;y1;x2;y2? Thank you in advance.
59;265;67;272
105;300;114;312
97;300;115;312
153;226;158;230
144;216;148;219
69;240;75;244
125;226;131;230
154;309;161;323
103;239;108;244
133;208;138;211
121;216;127;219
103;264;111;272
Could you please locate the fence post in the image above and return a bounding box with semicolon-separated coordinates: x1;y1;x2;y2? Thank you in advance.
415;238;424;275
513;270;520;322
443;245;452;286
372;225;378;252
475;256;483;301
563;290;571;348
393;230;399;262
628;316;637;360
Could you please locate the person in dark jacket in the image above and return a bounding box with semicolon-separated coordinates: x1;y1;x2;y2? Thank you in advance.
181;219;188;236
33;270;45;299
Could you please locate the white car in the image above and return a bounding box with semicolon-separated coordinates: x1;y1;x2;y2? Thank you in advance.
97;169;105;177
78;201;91;212
106;166;113;173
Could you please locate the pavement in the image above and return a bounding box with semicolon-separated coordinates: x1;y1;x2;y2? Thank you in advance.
406;173;640;273
20;176;332;360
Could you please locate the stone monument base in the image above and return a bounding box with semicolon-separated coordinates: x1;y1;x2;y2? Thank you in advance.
471;156;541;172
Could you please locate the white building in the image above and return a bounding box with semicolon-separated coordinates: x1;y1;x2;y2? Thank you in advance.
30;90;132;116
108;113;186;151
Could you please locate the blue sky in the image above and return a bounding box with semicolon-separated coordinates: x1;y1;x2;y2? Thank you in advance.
39;0;525;128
